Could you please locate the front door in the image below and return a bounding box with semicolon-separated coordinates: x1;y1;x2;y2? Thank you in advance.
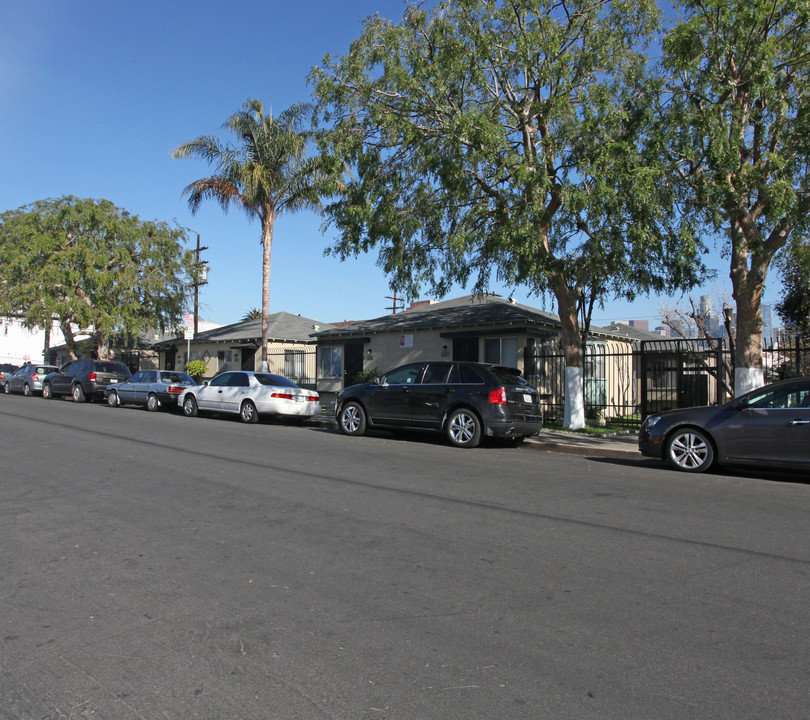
453;337;479;362
366;363;425;426
343;343;365;387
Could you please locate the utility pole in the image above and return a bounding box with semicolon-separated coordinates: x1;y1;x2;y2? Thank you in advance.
385;292;404;314
192;233;209;335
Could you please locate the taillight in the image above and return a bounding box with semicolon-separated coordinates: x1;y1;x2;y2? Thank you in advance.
168;385;184;394
271;392;294;400
308;395;319;402
488;387;507;405
88;372;97;382
30;373;38;380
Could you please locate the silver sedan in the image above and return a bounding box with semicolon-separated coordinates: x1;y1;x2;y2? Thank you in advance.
106;370;197;411
178;370;320;423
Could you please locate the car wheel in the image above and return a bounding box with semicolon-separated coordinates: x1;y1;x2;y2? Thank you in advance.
23;383;32;397
240;399;259;424
3;382;9;394
338;401;367;436
146;393;159;412
42;383;53;400
72;384;86;403
446;408;481;448
665;428;715;473
107;391;120;407
183;394;198;417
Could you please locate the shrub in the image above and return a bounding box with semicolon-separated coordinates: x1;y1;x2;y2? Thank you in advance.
185;360;208;382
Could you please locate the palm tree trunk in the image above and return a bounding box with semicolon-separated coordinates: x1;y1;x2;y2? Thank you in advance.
260;215;275;372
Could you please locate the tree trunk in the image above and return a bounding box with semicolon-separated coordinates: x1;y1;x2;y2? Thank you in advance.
552;277;585;429
260;214;275;372
729;227;768;396
60;320;78;361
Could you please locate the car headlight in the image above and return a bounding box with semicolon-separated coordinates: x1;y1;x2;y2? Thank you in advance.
643;415;661;429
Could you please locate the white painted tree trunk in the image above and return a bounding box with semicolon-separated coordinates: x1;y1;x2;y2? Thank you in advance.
734;366;764;397
564;365;585;429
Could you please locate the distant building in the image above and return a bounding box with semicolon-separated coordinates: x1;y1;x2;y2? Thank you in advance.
761;304;774;345
0;317;66;365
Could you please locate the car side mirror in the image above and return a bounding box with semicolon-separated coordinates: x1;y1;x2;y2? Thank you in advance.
735;397;750;411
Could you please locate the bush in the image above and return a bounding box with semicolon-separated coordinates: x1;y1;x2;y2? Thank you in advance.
184;360;208;382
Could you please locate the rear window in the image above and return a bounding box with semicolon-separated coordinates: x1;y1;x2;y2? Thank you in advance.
35;366;57;374
489;366;533;388
93;361;131;375
159;372;195;385
255;373;298;388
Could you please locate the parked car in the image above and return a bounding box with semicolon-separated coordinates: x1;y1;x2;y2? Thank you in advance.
178;370;320;423
42;359;132;402
639;376;810;473
0;363;20;386
335;361;543;448
105;370;197;411
4;364;59;396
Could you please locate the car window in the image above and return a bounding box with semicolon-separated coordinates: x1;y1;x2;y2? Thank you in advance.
489;366;533;388
449;365;485;384
94;361;130;375
209;372;232;387
230;373;250;387
255;373;298;388
382;364;425;385
129;371;145;383
35;366;55;374
421;363;451;384
747;386;810;409
159;372;195;385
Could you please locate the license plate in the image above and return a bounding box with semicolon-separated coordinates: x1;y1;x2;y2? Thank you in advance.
522;393;532;403
110;379;118;383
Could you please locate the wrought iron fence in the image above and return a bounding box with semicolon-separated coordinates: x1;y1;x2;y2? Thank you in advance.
263;349;317;389
525;336;810;429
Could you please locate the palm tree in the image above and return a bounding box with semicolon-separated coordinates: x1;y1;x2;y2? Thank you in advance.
172;99;320;370
241;307;262;321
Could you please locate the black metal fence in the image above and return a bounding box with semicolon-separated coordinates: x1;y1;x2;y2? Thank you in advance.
525;336;810;429
262;349;318;389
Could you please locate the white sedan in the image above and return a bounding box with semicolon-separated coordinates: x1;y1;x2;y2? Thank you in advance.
178;370;320;423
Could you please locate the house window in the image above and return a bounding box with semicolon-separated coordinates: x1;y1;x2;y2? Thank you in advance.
285;350;306;380
484;337;518;367
319;346;342;378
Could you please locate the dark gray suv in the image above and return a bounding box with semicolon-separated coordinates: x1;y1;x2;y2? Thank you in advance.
42;359;131;402
335;361;543;448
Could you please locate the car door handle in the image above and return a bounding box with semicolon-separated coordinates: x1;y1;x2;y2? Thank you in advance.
789;419;809;425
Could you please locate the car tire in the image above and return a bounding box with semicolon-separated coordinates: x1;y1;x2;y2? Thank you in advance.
446;408;481;448
23;383;32;397
42;383;53;400
147;393;159;412
183;394;198;417
3;382;9;394
338;401;367;436
107;391;120;407
240;399;259;423
72;384;86;403
665;427;715;473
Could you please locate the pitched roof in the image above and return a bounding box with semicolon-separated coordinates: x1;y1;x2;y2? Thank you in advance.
162;312;334;345
312;294;562;339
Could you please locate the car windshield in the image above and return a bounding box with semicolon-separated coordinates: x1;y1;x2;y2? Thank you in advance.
159;372;195;385
254;373;299;388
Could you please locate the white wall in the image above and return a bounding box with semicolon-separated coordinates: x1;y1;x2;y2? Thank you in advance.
0;318;65;365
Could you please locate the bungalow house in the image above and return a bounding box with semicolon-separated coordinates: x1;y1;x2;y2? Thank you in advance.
156;311;335;387
312;294;637;413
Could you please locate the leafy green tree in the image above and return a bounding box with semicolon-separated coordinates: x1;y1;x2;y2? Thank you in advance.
776;236;810;338
660;0;810;394
0;196;191;359
311;0;705;428
172;99;321;371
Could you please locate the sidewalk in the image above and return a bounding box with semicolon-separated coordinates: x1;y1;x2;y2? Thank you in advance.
526;428;640;458
311;415;640;458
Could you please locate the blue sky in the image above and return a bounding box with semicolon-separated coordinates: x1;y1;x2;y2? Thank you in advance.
0;0;783;330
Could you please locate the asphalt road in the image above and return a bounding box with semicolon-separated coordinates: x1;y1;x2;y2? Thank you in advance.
1;394;808;720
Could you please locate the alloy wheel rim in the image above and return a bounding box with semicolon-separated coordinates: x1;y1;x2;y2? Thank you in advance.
671;433;708;469
450;413;475;443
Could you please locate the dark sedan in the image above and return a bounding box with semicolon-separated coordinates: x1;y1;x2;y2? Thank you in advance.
335;361;543;448
639;376;810;473
106;369;196;411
